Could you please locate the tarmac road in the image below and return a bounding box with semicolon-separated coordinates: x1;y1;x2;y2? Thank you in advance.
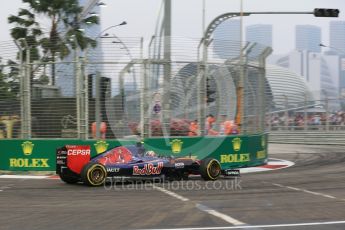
0;144;345;230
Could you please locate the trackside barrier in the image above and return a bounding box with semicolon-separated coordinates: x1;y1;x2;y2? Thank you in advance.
0;133;268;171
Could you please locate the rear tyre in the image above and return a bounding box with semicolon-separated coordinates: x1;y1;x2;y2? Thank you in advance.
200;158;221;181
81;162;107;186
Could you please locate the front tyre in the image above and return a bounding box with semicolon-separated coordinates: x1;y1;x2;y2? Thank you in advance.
81;163;107;186
200;158;221;181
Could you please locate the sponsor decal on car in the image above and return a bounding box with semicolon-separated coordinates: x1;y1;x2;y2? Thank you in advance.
107;168;120;173
67;149;91;156
224;169;240;176
66;145;91;174
133;162;163;175
174;162;184;168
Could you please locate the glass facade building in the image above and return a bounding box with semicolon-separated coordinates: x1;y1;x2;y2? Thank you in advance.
295;25;321;53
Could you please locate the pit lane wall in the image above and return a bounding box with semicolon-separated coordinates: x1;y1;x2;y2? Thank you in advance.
0;133;268;171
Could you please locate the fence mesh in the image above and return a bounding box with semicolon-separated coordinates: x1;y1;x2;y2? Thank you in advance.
0;36;277;139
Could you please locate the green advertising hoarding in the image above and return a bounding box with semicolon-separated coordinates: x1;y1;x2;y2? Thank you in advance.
0;139;135;171
0;133;268;171
143;133;268;169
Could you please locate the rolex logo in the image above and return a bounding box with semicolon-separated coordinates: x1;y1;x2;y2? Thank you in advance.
22;141;34;156
170;139;183;154
232;138;242;152
94;140;109;154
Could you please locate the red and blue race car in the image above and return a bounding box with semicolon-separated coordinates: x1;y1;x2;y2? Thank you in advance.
56;143;239;186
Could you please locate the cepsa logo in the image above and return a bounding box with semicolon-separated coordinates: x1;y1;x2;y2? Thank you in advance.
66;145;91;174
133;162;163;176
67;149;91;156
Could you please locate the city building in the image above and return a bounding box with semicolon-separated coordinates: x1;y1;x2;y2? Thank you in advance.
275;50;340;111
328;21;345;102
246;24;272;48
295;25;321;53
329;21;345;55
265;64;313;110
56;0;102;97
212;19;241;59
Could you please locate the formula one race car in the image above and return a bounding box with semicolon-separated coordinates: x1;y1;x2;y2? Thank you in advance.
56;143;238;186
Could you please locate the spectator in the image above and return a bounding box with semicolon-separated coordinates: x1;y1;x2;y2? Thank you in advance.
188;120;200;136
205;114;218;136
91;121;107;139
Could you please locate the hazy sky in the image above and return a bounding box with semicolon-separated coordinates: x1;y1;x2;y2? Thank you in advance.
1;0;345;54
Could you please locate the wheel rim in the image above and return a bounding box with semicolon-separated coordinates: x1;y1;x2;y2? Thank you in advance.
208;161;221;178
89;166;106;185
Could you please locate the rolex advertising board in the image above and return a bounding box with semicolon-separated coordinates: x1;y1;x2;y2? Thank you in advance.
0;133;268;171
143;133;268;168
0;139;136;171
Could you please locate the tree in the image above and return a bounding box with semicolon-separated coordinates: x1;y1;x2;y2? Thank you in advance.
8;8;42;62
0;59;20;99
8;0;99;85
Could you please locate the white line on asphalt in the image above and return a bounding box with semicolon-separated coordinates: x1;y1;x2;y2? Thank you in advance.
272;183;284;188
152;185;189;202
286;186;301;191
152;185;246;226
195;204;246;226
142;220;345;230
0;190;3;192
301;189;336;199
272;183;338;200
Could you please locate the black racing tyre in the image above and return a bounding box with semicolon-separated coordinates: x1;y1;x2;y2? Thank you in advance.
200;158;221;181
81;162;107;186
59;172;80;184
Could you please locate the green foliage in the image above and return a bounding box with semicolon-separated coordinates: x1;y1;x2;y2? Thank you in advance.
0;60;20;99
8;0;99;85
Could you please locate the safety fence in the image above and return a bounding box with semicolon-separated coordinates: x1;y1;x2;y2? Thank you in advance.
0;37;272;140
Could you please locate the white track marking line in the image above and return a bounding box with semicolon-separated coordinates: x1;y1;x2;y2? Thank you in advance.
152;185;189;202
272;183;284;188
152;185;246;226
195;204;246;226
0;190;3;192
286;186;301;191
272;183;338;200
300;189;336;199
142;220;345;230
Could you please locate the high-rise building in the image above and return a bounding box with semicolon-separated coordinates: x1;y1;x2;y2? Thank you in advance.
212;19;241;59
325;21;345;107
330;21;345;54
275;50;340;111
246;24;272;48
56;0;102;96
295;25;321;53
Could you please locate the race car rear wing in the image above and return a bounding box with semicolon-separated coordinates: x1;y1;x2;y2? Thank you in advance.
56;145;91;175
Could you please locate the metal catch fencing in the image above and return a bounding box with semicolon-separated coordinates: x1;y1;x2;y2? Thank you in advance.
0;37;272;139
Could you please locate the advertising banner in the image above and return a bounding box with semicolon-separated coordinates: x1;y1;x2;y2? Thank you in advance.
0;139;135;171
143;133;268;169
0;133;268;171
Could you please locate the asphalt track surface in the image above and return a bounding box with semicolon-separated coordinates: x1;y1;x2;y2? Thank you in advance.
1;144;345;230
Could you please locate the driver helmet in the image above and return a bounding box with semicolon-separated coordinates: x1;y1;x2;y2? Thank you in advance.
145;151;156;157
